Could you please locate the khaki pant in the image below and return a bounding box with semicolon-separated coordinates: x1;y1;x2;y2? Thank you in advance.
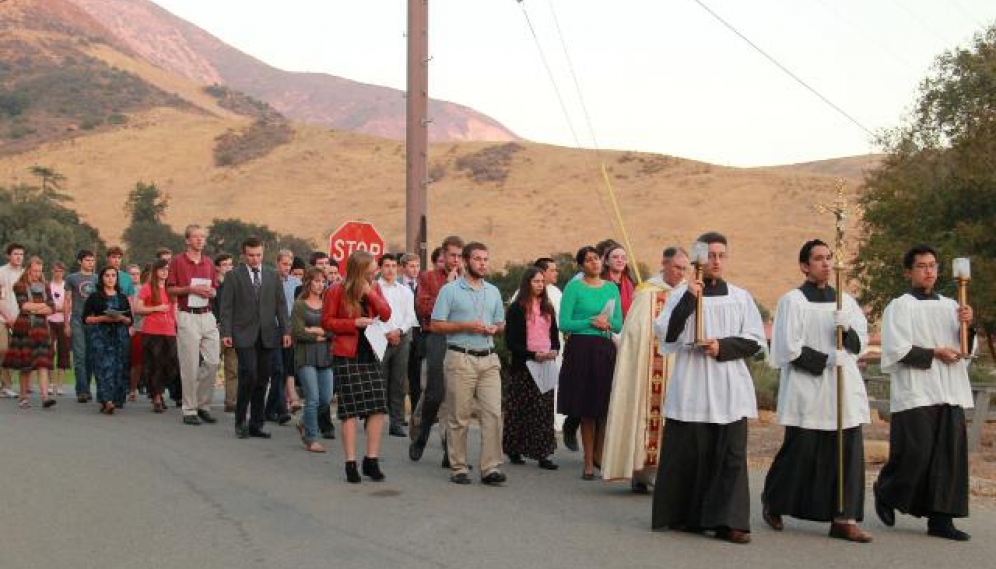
222;345;238;408
176;311;220;416
0;324;10;387
444;351;502;475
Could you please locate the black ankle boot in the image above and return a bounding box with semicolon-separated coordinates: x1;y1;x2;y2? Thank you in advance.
362;456;385;481
345;461;361;484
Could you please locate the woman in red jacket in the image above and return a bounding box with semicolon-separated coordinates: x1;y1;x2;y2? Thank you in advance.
321;251;392;483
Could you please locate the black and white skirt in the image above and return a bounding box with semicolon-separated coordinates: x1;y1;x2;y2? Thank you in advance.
332;356;388;420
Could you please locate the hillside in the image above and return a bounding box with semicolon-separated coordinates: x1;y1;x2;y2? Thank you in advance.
0;105;866;310
65;0;519;142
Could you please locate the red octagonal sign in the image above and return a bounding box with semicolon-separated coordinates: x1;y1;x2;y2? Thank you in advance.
328;221;385;265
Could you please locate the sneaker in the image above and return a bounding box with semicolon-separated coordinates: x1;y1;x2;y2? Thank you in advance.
0;388;17;398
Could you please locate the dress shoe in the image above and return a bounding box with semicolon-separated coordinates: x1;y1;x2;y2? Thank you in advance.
277;414;292;426
715;527;751;544
182;414;201;425
581;471;596;481
762;503;784;531
388;424;407;438
362;456;385;481
345;461;361;484
563;429;579;452
236;426;250;439
481;470;506;486
77;395;88;403
247;428;271;439
538;458;559;471
409;439;426;461
197;410;217;424
630;480;649;494
927;517;971;541
873;483;895;527
450;472;471;485
508;452;525;465
829;522;872;543
321;428;335;440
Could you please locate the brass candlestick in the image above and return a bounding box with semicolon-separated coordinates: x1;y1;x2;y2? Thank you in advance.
691;240;709;346
953;257;971;357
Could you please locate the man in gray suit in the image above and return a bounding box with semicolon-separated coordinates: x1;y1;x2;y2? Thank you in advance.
220;237;292;439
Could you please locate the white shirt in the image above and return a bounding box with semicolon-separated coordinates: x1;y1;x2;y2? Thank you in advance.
653;282;765;424
0;264;25;324
378;278;418;334
880;293;974;412
768;288;869;429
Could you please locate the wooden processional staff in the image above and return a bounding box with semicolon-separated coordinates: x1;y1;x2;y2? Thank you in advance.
815;181;851;516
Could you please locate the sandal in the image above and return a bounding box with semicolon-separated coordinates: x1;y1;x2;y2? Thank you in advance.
290;400;303;414
128;391;137;402
18;398;30;409
100;402;115;415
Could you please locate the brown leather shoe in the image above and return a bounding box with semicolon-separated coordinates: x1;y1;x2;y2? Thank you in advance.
715;528;751;544
762;504;783;531
829;522;872;543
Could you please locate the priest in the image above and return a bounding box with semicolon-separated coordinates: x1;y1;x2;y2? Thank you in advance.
761;239;872;542
874;244;975;541
650;232;765;544
602;246;689;493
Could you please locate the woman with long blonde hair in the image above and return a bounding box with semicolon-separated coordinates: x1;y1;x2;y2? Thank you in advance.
321;251;392;483
2;257;57;409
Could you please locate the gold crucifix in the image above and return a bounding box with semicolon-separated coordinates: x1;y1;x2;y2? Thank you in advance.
814;179;851;271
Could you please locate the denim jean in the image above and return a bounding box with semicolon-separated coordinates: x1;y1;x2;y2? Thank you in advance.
299;365;333;442
70;317;92;396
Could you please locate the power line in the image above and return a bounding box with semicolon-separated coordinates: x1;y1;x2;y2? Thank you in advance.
688;0;874;137
546;0;602;154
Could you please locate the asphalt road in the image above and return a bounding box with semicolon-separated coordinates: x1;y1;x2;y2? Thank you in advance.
2;396;993;569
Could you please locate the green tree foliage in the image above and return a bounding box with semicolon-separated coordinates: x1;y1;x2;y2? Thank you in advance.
0;179;104;269
121;181;184;265
206;218;315;263
856;25;996;350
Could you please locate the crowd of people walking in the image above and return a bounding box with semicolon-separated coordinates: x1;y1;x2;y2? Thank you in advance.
0;230;979;545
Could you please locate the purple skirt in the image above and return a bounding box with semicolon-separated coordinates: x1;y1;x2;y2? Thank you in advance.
556;334;616;419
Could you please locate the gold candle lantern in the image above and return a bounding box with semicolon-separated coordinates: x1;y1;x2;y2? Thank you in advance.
952;257;971;357
691;240;709;346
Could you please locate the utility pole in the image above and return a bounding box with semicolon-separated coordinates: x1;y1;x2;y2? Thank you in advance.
406;0;429;266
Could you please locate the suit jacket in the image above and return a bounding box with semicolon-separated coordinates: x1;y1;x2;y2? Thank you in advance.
220;263;288;349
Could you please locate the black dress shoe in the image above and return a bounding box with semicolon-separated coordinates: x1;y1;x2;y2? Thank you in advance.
630;480;649;494
182;415;201;425
321;428;335;440
345;461;361;484
507;452;525;465
278;414;292;426
563;428;579;452
389;424;407;437
362;456;385;481
236;426;250;439
538;458;559;470
247;428;271;439
197;410;217;424
928;517;971;541
873;483;895;527
450;472;471;485
762;501;783;531
409;439;426;462
481;470;506;486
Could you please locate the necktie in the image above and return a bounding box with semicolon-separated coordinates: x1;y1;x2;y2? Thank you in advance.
251;268;261;298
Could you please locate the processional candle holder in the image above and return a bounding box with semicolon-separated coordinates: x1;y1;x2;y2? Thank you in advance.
691;240;709;347
953;257;971;358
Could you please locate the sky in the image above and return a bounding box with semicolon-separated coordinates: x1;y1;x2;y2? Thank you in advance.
149;0;996;167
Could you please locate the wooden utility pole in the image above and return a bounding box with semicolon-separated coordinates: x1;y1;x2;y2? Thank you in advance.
406;0;429;266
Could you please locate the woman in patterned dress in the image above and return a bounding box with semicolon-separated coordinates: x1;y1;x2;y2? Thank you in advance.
321;251;392;483
2;257;57;409
503;267;560;470
83;266;132;415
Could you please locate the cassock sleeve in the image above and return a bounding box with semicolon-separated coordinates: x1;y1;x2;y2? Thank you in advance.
843;294;869;356
768;292;826;374
881;297;925;373
663;290;696;343
716;289;766;362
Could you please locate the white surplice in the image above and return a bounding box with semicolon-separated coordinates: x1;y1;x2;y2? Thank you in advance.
768;289;870;430
880;293;974;413
653;283;765;424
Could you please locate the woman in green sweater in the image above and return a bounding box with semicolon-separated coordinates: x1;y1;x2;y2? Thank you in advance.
557;245;623;479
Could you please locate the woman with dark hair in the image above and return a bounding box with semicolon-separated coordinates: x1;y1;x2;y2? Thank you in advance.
503;267;560;470
134;259;178;413
3;257;57;409
293;267;334;453
602;244;635;318
321;251;392;483
558;246;623;479
83;266;132;414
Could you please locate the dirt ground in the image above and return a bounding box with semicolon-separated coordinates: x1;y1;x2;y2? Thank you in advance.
748;411;996;500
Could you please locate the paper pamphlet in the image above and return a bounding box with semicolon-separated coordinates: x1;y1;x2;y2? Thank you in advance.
364;320;389;362
526;359;561;394
187;277;212;308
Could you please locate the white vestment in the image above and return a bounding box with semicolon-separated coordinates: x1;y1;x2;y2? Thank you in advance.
768;288;870;430
880;293;974;413
654;283;765;424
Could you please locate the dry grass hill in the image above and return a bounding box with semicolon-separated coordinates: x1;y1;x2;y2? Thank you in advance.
0;0;884;310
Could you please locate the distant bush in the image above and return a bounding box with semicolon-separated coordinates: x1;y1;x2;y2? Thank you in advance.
454;142;524;184
214;119;293;167
203;84;284;121
0;92;30;117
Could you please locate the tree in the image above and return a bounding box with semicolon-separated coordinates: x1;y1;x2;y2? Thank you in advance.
206;218;315;263
856;25;996;357
0;182;105;269
122;181;184;264
28;165;67;199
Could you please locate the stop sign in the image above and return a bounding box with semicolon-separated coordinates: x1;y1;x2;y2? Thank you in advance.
328;221;385;265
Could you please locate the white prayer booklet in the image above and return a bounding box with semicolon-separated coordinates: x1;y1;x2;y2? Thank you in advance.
526;359;561;394
187;277;212;308
599;298;616;318
364;320;389;362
